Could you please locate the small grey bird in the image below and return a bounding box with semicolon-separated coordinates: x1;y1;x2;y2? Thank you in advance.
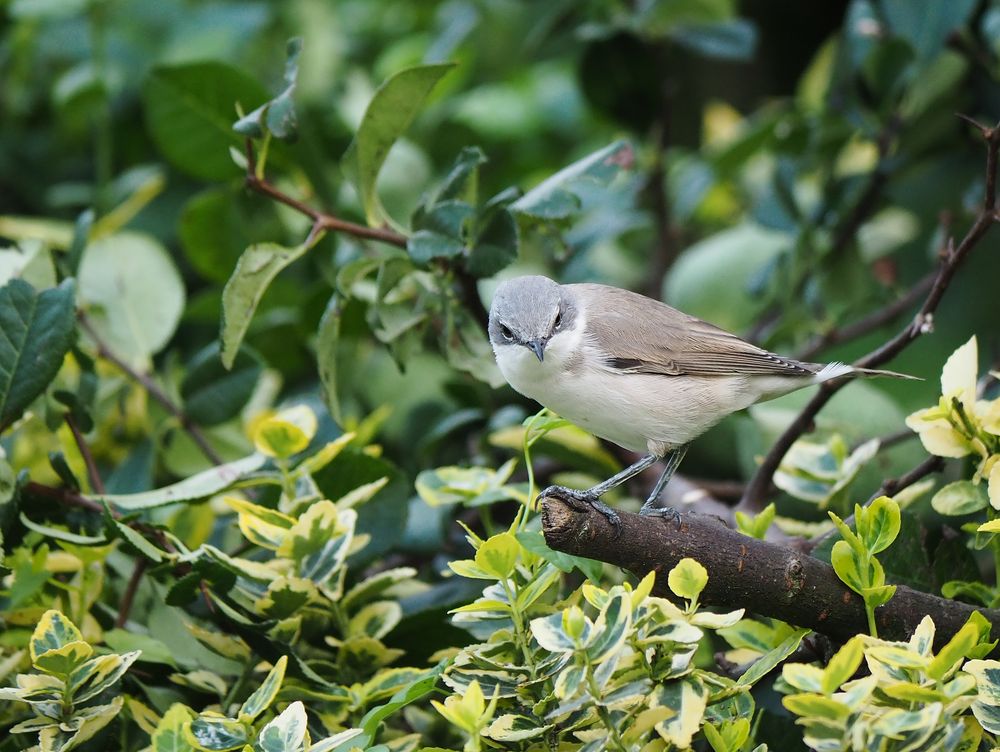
488;275;910;528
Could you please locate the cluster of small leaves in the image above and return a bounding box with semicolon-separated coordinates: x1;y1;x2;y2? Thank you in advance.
774;435;880;511
423;412;807;752
441;530;772;751
0;611;139;751
827;496;902;637
220;46;636;403
780;612;996;751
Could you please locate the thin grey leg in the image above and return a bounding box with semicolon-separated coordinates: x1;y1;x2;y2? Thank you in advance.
639;444;689;525
538;453;659;534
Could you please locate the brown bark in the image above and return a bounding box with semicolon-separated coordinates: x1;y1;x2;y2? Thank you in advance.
542;496;1000;648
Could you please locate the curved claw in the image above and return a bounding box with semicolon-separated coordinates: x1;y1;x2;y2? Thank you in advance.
639;501;682;531
537;485;622;537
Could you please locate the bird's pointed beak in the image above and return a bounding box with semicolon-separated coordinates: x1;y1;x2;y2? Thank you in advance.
527;339;545;362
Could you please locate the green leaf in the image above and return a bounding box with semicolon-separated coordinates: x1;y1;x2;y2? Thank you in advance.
278;502;355;583
95;454;267;511
859;496;901;554
109;516;166;562
317;294;343;425
586;591;631;662
737;628;810;687
652;676;708;749
466;204;518;278
181;343;262;426
104;629;176;667
30;610;85;665
79;232;185;362
67;650;141;702
830;540;865;593
238;655;287;722
358;662;445;743
511;140;633;218
348;601;402;640
233;38;302;142
821;636;864;694
474;532;521;579
408;229;466;264
143;62;269;180
32;640;93;677
179;188;263;283
484;714;551;743
220;241;311;369
415;462;519;508
782;692;851;720
0;278;76;430
152;704;197;752
515;530;603;582
667;557;709;602
932;480;989;516
184;715;250;751
664;223;786;332
927;622;978;682
881;0;976;66
341;63;456;228
19;512;107;545
672;19;757;61
255;700;307;752
422;147;486;209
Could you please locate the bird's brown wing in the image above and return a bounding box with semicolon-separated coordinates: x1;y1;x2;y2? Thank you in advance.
569;284;818;378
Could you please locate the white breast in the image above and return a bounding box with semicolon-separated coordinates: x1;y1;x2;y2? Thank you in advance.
493;311;801;455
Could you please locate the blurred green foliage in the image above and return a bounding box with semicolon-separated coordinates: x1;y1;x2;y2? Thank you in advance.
4;0;1000;749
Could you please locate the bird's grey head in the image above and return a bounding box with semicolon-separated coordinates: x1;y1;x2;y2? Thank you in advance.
488;275;577;362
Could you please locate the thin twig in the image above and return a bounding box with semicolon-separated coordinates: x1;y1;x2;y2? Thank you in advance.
878;455;946;499
115;558;148;628
737;118;1000;513
25;480;104;513
65;414;105;494
77;315;224;466
795;270;935;361
241;140;490;328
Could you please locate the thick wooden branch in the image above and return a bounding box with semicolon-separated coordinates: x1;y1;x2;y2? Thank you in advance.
542;496;1000;648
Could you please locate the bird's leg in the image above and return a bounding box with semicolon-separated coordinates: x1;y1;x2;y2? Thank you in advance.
639;444;689;528
538;453;659;533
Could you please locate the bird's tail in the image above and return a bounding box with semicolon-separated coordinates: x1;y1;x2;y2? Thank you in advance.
814;362;921;383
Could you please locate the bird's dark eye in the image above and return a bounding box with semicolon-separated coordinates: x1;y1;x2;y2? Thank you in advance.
500;324;514;341
553;311;562;329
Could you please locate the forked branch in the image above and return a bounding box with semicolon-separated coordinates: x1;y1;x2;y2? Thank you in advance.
738;117;1000;513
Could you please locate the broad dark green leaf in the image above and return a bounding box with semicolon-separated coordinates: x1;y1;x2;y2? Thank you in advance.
341;63;456;228
143;62;269;180
0;278;75;430
467;206;517;277
408;231;466;264
179;187;274;283
181;343;262;426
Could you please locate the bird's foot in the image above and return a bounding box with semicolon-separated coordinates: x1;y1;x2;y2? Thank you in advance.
538;485;621;535
639;499;682;530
